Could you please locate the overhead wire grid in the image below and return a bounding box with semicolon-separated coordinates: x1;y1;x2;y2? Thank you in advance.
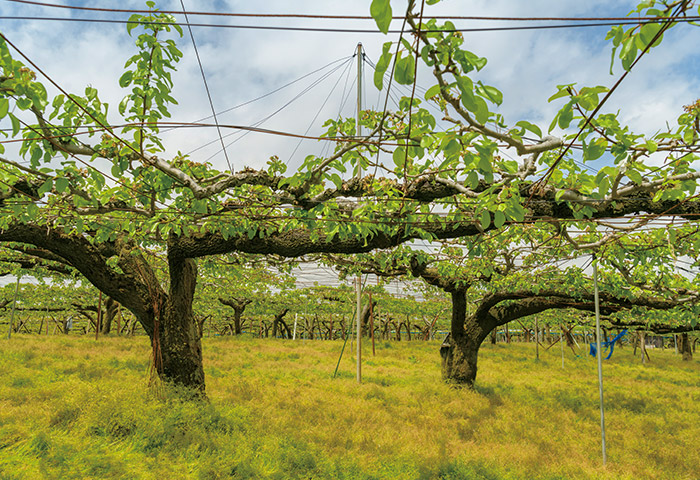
0;4;698;238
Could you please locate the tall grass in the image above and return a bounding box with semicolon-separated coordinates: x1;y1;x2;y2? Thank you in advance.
0;334;697;479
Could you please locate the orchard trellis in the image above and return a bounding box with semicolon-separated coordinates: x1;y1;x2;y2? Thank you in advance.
1;0;700;394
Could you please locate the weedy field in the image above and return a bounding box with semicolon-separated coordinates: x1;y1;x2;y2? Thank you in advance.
0;334;697;480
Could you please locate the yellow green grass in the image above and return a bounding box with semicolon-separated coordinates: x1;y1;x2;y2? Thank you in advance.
0;334;698;479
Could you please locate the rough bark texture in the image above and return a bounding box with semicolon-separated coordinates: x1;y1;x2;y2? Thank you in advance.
159;250;205;393
679;333;693;361
440;289;494;386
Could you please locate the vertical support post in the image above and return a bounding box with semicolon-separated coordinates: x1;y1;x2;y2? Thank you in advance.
356;276;362;383
293;313;298;340
535;316;539;361
560;326;565;368
7;275;21;339
355;42;363;384
96;291;102;340
369;292;376;356
593;253;607;465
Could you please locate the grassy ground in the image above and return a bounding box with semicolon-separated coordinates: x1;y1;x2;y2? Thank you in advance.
0;334;697;480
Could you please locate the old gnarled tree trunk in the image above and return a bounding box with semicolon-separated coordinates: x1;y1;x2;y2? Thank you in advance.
440;289;494;386
156;250;205;392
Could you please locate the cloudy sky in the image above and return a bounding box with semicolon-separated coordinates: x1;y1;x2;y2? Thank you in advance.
2;0;699;174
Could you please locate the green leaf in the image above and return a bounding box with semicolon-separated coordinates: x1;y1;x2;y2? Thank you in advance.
16;98;32;110
192;199;208;214
374;42;392;90
393;146;406;167
627;169;643;185
476;82;503;105
494;210;506;228
0;98;8;119
126;14;141;36
478;154;491;173
548;86;573;102
583;138;608;161
395;55;415;85
480;210;490;230
620;37;637;71
515;120;542;138
26;203;39;220
558;105;574;129
38;178;53;196
424;84;441;100
443;138;460;158
465;170;478;189
638;22;663;47
54;177;69;193
30;147;42;166
119;70;133;88
370;0;392;34
645;140;658;153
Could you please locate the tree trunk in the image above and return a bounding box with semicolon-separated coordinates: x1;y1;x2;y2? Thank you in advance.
440;289;493;387
157;254;205;394
272;308;290;338
218;298;252;335
679;333;693;361
100;297;119;334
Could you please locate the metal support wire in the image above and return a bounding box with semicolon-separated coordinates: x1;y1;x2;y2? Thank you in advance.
180;0;233;173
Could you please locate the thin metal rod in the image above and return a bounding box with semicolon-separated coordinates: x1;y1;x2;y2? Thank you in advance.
593;253;608;465
7;276;21;339
535;316;539;361
356;275;362;383
355;42;363;384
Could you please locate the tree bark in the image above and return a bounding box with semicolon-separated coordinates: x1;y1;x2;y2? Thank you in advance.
440;289;495;387
157;251;205;393
679;333;693;361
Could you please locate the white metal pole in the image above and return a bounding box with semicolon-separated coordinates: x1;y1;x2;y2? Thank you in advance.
356;276;362;383
355;42;363;384
593;253;607;465
293;313;298;340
